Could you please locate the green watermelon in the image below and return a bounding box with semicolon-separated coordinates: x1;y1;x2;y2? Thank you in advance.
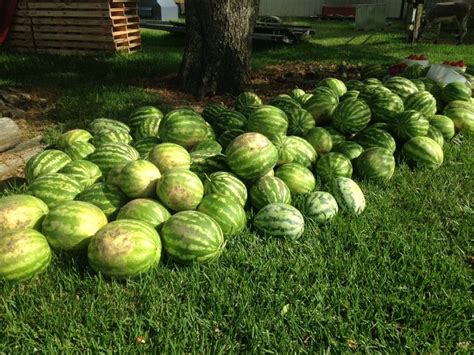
0;229;51;281
428;115;456;140
427;126;444;147
401;63;426;79
89;118;130;135
314;152;353;182
290;88;306;100
92;128;133;146
0;195;49;232
58;129;93;149
253;203;304;239
269;95;301;113
332;98;372;134
358;84;390;103
410;79;426;92
391;110;429;141
316;77;347;97
275;163;316;195
235;92;263;112
132;137;160;159
297;93;314;106
369;92;404;123
272;136;317;167
250;176;291;210
303;89;339;124
213;110;247;134
88;219;161;278
304;127;333;154
88;142;139;176
384;76;419;100
332;141;364;160
285;108;315;136
353;127;396;154
340;90;360;101
246;105;288;139
197;194;246;236
302;191;338;223
218;129;245;149
132;115;161;139
156;169;203;211
161;211;224;264
331;177;366;215
191;139;222;154
239;104;261;119
128;106;163;130
355;147;395;181
60;160;102;190
63;141;96;161
76;182;128;220
361;64;386;79
404;91;437;117
25;149;72;183
204;171;247;207
443;100;474;113
106;163;126;187
402;136;444;169
118;160;161;198
159;109;210;149
26;173;82;208
225;132;278;180
442;82;472;103
346;80;365;91
324;127;346;146
444;107;474;134
116;199;171;230
202;104;227;124
419;78;436;92
41;201;107;251
148;143;191;173
190;151;228;179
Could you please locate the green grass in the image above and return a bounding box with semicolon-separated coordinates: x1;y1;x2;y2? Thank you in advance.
0;20;473;352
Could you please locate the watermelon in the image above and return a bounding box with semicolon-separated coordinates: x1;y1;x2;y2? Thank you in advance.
428;115;456;140
225;132;278;180
156;168;203;211
26;173;82;208
253;203;304;239
204;120;217;140
297;93;314;106
404;91;437;117
197;194;246;236
204;171;247;207
290;88;306;100
269;95;301;113
324;127;346;146
133;115;162;139
401;63;426;79
0;195;49;232
419;78;436;92
213;110;247;134
444;108;474;134
316;77;347;97
118;160;161;198
116;199;171;230
314;152;353;182
41;201;107;251
239;104;261;119
128;106;163;130
89;118;130;134
355;147;395;181
427;125;444;147
25;149;72;183
275;163;316;195
346;80;365;91
235;92;263;112
302;191;338;223
332;141;364;160
191;139;222;154
304;127;333;154
88;142;139;176
402;136;444;169
148;143;191;173
202;104;227;124
443;100;474;113
368;122;391;131
106;163;126;187
285;107;315;136
63;141;96;161
303;89;339;124
60;160;102;190
410;79;426;92
340;90;360;101
250;176;291;210
58;129;93;148
246;105;288;139
353;127;396;154
358;84;390;103
92;128;133;146
391;110;429;141
133;137;160;159
161;211;224;264
0;229;51;281
88;219;161;278
442;82;472;103
384;76;419;100
159;109;210;149
361;64;386;79
272;136;317;167
332;98;371;134
218;129;245;148
190;151;228;179
331;177;366;215
76;182;128;219
369;92;404;123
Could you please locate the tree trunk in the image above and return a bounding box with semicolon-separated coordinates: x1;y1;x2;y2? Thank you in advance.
179;0;260;97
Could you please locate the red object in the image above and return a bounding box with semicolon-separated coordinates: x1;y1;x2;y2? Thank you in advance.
0;0;19;45
321;6;356;18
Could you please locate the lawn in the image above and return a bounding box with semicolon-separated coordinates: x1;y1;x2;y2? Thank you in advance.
0;20;473;352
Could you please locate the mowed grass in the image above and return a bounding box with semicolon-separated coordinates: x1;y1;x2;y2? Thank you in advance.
0;20;473;352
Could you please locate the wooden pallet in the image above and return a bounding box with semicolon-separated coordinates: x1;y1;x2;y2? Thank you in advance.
8;0;141;55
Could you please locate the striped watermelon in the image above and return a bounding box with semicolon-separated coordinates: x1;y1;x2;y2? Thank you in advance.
92;128;133;146
401;64;426;79
366;77;384;85
428;115;455;140
304;127;333;154
116;199;171;230
324;127;346;146
272;136;317;167
0;195;49;232
25;149;72;183
410;79;426;92
89;118;130;134
361;64;386;79
235;92;263;112
27;173;82;208
427;126;444;147
132;115;161;139
402;136;444;169
269;95;301;113
404;91;437;117
88;219;161;278
302;191;338;223
118;160;161;198
369;92;404;123
159;109;210;149
316;77;347;97
346;80;365;91
63;141;96;161
156;168;203;211
340;90;360;101
332;98;371;134
420;78;436;92
331;177;366;215
76;182;128;220
239;104;261;119
253;203;304;239
41;201;107;251
443;100;474;113
353;127;396;154
190;151;228;179
285;107;315;136
314;152;353;182
391;110;429;141
88;142;139;176
204;171;247;207
161;211;224;264
250;176;291;210
106;163;126;187
441;82;472;103
384;76;419;100
0;229;51;281
275;163;316;195
60;160;102;189
303;89;339;124
148;142;191;173
202;104;227;124
213;110;247;134
290;88;306;100
444;107;474;134
132;137;160;159
218;129;245;149
358;84;390;103
225;132;278;180
332;141;364;160
128;106;163;130
191;139;222;154
355;147;395;181
58;129;93;149
246;105;288;139
369;122;391;130
297;93;314;106
197;194;246;236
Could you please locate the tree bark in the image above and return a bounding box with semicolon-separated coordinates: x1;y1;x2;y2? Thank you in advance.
179;0;260;97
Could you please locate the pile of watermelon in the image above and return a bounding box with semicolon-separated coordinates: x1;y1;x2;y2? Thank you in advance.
1;71;473;282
